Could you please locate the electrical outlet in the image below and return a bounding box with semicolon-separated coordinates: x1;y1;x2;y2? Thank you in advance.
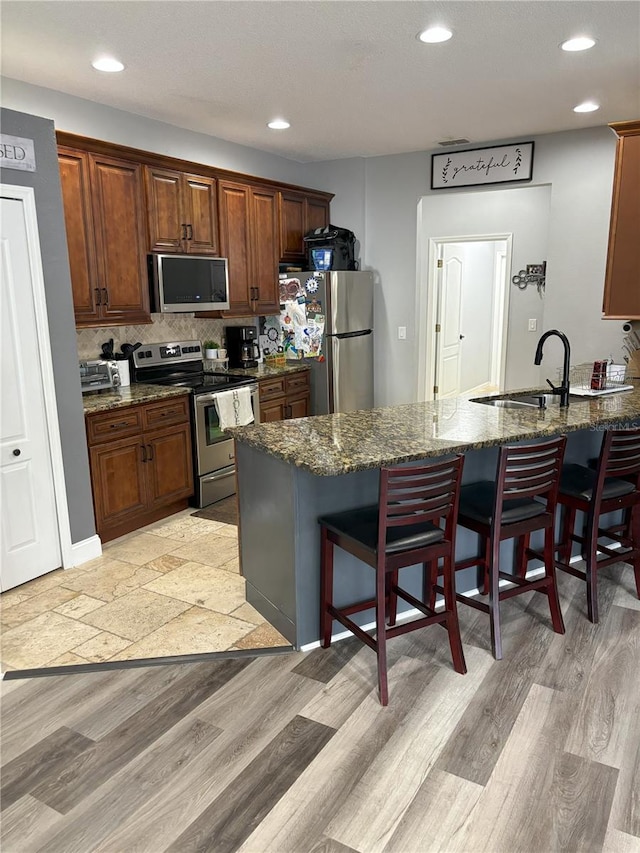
398;326;407;340
528;319;537;332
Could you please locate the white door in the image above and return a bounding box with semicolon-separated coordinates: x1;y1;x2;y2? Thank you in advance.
1;195;61;590
436;246;463;398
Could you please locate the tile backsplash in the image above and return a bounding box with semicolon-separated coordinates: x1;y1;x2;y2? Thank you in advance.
76;315;260;360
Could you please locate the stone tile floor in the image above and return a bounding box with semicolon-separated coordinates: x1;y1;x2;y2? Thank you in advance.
0;510;289;672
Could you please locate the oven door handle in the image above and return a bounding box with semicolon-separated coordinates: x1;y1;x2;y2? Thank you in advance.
195;385;258;407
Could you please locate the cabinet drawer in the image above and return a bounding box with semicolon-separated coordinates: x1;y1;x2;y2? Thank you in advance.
87;407;143;445
286;371;310;394
259;376;286;401
142;396;190;431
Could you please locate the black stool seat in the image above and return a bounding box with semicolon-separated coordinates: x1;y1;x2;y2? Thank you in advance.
560;463;636;501
459;482;546;526
319;505;444;554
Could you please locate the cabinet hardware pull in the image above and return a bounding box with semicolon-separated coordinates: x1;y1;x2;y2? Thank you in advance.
181;224;187;240
102;288;109;306
147;443;154;461
141;444;147;463
110;421;130;429
95;287;102;306
12;448;21;457
187;224;193;240
255;287;260;301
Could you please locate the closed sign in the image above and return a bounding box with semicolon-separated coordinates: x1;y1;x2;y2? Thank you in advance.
0;134;36;172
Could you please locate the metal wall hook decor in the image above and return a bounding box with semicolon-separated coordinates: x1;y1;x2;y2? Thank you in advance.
512;261;546;295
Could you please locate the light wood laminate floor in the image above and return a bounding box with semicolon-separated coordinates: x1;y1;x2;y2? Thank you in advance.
0;510;288;673
2;563;639;852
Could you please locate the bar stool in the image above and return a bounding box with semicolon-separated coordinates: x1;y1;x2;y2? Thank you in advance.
556;426;640;623
319;456;466;706
451;437;567;660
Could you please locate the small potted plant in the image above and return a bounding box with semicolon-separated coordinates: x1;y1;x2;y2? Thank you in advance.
203;339;219;359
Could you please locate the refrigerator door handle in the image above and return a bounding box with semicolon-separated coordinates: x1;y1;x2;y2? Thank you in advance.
329;329;373;339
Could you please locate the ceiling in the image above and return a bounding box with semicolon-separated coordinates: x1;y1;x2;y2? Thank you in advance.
2;1;639;163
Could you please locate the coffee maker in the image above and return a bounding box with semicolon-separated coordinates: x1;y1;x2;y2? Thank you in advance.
226;325;259;369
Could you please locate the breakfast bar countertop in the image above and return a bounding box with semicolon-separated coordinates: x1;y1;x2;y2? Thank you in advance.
229;385;640;477
82;383;191;415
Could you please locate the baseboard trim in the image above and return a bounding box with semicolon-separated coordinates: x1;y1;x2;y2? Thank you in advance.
299;546;626;653
64;535;102;568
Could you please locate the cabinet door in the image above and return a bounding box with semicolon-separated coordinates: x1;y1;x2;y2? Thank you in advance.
218;181;253;315
145;167;184;253
287;393;310;419
306;196;330;233
57;148;100;326
603;125;640;319
279;191;306;261
144;423;194;509
251;187;280;314
90;154;151;325
184;174;218;255
260;398;287;422
89;436;147;532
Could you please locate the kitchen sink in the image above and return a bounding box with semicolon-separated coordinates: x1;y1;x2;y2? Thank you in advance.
472;392;587;409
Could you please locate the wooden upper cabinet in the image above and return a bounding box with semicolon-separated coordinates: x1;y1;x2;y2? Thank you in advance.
57;147;100;324
278;190;331;263
58;147;151;327
145;166;218;255
90;154;151;325
279;191;306;262
251;187;280;315
216;180;280;316
603;120;640;319
218;180;253;315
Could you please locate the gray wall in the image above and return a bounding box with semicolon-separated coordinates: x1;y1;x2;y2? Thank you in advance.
0;108;96;543
3;79;624;412
308;127;622;405
2;77;312;187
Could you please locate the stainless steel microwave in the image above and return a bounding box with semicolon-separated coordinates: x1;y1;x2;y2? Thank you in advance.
149;253;230;313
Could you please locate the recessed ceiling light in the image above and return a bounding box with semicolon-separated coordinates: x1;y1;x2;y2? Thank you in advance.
573;101;600;113
92;57;125;73
418;27;453;44
561;36;596;52
267;119;290;130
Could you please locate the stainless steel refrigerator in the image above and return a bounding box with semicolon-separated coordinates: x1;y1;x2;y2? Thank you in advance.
287;270;374;415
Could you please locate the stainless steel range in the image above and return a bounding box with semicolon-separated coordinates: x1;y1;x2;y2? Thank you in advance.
131;341;259;507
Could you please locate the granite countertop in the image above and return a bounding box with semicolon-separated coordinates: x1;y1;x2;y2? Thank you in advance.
221;362;310;380
82;383;191;415
229;385;640;476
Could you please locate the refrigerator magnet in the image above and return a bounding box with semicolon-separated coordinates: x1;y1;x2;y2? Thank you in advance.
305;276;319;293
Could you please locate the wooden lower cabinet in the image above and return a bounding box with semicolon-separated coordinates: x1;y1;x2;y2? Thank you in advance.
258;370;310;422
86;396;193;542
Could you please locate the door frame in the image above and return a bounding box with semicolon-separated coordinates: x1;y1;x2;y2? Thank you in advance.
416;224;513;401
1;184;74;567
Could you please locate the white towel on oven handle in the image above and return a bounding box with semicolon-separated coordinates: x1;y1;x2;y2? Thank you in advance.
214;386;254;431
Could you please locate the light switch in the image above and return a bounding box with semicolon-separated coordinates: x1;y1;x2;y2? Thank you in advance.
398;326;407;340
528;319;537;332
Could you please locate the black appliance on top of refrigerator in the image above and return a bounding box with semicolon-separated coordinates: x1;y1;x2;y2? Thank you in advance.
278;270;374;415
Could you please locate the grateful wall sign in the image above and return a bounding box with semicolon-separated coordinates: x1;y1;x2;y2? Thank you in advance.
431;141;534;190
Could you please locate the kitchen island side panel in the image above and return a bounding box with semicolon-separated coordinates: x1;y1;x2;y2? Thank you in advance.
238;427;610;649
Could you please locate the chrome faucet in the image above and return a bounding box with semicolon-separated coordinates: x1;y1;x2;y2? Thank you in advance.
534;330;571;407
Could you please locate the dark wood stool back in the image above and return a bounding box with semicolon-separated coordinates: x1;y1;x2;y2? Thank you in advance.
319;455;466;706
556;426;640;622
452;436;567;660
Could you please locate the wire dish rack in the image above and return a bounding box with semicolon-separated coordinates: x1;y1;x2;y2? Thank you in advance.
558;362;635;396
